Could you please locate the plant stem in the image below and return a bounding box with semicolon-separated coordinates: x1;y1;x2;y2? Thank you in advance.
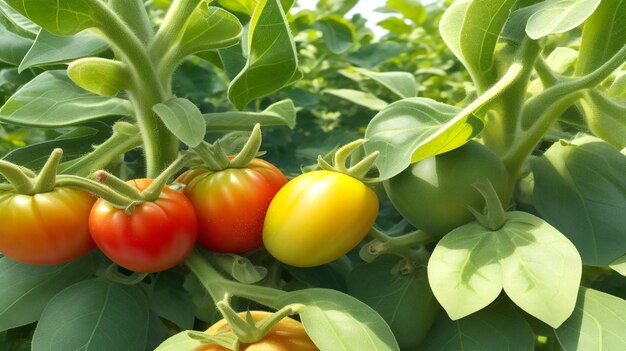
55;175;137;208
31;148;62;193
60;122;142;177
150;0;202;64
91;1;178;177
108;0;154;44
184;250;285;309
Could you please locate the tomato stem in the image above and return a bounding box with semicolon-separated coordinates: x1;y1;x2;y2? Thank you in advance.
140;152;193;201
229;124;262;168
468;179;507;231
30;148;63;194
360;228;438;263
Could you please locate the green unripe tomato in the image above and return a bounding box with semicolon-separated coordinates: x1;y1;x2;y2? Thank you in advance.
384;141;510;236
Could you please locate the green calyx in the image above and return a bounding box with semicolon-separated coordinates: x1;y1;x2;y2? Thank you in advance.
316;139;380;183
191;294;304;349
192;123;263;172
0;148;64;195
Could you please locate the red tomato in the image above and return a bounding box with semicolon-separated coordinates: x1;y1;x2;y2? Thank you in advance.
89;179;197;272
0;187;95;265
182;158;287;253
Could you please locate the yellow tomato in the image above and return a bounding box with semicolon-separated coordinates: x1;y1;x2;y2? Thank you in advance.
262;170;378;267
195;311;318;351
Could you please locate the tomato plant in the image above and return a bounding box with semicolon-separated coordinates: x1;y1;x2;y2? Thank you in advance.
0;0;625;350
183;158;287;253
89;179;197;273
0;187;95;265
384;140;510;236
263;169;378;267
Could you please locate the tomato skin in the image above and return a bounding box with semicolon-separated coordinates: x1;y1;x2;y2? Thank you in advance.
384;141;510;236
0;187;95;265
263;170;378;267
195;311;319;351
183;159;287;253
89;179;197;273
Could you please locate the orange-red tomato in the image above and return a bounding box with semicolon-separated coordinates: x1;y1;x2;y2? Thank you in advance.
195;311;319;351
182;159;287;253
0;187;95;265
89;179;197;272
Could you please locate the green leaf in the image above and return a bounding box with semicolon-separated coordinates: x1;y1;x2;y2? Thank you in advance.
610;255;626;276
526;0;602;40
345;41;405;69
439;0;515;89
576;0;626;75
581;89;626;149
0;25;32;65
354;68;417;99
3;0;102;35
153;97;206;147
18;29;108;72
32;279;150;351
347;257;440;349
608;71;626;99
218;0;257;15
0;1;40;35
277;288;400;351
284;257;350;291
204;99;296;130
2;122;112;169
546;47;579;74
324;88;388;111
227;0;297;110
364;98;483;180
0;255;94;332
154;331;202;351
179;6;242;56
531;135;626;265
316;0;358;16
149;271;195;330
67;58;129;97
556;287;626;350
0;70;132;126
428;211;582;328
420;298;535;351
218;44;247;81
386;0;427;24
312;15;356;54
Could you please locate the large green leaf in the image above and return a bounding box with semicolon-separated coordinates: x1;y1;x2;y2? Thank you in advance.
345;41;405;69
228;0;298;110
3;0;102;35
324;89;388;111
0;70;132;126
0;1;39;35
526;0;602;40
428;211;582;328
179;6;242;56
364;98;483;180
610;255;626;276
312;15;356;54
19;29;108;72
203;99;296;130
531;135;626;265
354;68;417;99
347;257;439;349
419;298;535;351
149;271;195;330
576;0;626;75
0;255;94;332
2;122;112;169
152;97;206;147
439;0;515;89
556;287;626;350
0;25;32;65
276;288;400;351
32;279;149;351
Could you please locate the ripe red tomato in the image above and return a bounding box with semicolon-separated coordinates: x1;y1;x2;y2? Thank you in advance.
0;187;95;265
89;179;197;272
182;158;287;253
